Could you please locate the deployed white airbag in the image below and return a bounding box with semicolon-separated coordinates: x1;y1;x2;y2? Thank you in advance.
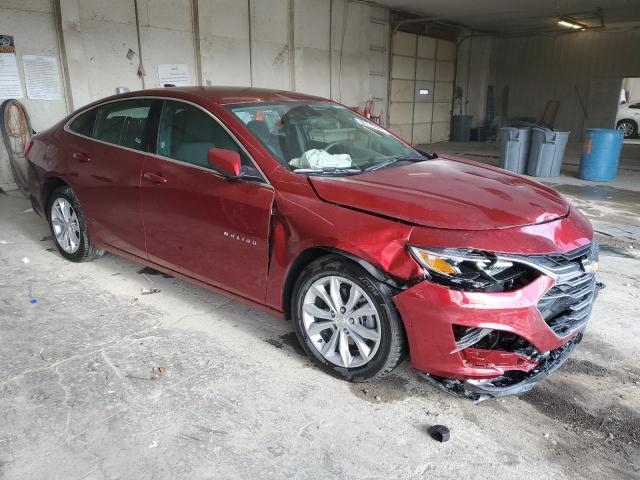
290;149;352;169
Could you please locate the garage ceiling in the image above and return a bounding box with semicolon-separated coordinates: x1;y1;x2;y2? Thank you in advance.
375;0;640;33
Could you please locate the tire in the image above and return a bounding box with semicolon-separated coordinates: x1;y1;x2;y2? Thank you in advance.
292;254;407;382
1;99;33;194
617;119;637;138
47;186;104;262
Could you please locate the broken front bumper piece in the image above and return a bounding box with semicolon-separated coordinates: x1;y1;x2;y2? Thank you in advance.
419;333;583;402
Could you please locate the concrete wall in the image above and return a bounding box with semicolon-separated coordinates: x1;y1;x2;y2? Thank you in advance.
0;0;381;189
622;77;640;102
0;0;68;191
454;35;494;129
494;29;640;140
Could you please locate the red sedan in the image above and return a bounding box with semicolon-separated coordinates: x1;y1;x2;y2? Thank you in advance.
26;87;599;400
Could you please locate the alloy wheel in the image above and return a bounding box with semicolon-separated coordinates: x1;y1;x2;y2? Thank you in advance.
302;275;381;368
618;121;634;137
50;197;81;254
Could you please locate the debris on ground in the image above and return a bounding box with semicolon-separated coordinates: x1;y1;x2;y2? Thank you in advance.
543;432;558;445
428;424;450;442
30;299;37;304
21;257;29;264
140;288;161;295
126;367;167;381
0;240;15;245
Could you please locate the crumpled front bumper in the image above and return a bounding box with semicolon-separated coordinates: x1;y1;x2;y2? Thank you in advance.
393;275;588;400
419;333;582;402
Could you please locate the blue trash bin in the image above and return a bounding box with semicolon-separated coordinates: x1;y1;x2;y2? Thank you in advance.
579;128;624;181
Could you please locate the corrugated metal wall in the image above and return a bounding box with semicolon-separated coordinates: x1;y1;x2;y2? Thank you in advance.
495;29;640;140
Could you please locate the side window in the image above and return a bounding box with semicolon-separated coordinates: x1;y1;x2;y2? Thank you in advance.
68;108;97;137
157;100;253;170
93;99;153;151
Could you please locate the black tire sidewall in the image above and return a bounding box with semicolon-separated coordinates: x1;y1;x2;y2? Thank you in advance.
292;256;400;382
47;187;93;262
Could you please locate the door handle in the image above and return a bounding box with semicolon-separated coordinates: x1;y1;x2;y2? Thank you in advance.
72;151;91;162
143;172;168;184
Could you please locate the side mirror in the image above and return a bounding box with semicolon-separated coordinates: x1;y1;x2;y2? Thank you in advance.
208;148;241;177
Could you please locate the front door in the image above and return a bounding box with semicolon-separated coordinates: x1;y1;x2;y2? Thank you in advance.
141;100;274;302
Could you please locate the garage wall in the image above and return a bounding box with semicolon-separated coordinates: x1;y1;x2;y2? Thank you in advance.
0;0;68;191
198;0;251;86
0;0;381;190
454;35;495;129
294;0;330;96
495;29;640;140
368;5;389;122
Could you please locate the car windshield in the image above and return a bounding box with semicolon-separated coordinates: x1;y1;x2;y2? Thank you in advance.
227;102;430;175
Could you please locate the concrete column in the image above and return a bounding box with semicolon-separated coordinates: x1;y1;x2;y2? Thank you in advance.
55;0;91;111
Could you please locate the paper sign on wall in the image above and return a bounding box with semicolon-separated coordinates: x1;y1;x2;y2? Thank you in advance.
22;55;62;101
157;64;190;87
0;35;24;99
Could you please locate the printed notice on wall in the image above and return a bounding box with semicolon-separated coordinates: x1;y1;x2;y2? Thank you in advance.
0;35;24;99
157;64;190;87
23;55;62;101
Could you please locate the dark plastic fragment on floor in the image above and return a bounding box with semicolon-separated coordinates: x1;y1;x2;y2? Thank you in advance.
428;424;450;442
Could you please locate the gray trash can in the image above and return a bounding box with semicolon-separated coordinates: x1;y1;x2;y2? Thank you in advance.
452;115;472;142
499;127;531;174
526;129;570;177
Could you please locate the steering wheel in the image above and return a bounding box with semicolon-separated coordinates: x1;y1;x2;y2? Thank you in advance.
324;141;347;153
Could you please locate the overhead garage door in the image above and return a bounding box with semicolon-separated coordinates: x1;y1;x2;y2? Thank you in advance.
389;32;455;145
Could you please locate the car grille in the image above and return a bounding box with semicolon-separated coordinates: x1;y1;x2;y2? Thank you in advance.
507;243;598;337
530;243;598;337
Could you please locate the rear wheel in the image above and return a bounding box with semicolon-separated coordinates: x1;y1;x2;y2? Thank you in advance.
292;255;406;382
617;119;637;138
47;186;103;262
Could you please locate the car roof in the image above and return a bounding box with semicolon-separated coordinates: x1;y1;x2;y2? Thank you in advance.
115;86;330;106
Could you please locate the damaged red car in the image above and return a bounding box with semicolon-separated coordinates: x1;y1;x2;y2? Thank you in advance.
26;87;601;400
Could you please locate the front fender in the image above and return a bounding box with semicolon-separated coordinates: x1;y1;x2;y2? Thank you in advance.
264;189;421;312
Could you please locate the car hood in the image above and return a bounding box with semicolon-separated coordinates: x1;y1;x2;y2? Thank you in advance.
309;156;570;230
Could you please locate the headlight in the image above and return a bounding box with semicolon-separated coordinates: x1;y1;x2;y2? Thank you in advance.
408;247;539;292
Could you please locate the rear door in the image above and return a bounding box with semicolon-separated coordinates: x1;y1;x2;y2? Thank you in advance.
66;98;156;258
141;99;274;302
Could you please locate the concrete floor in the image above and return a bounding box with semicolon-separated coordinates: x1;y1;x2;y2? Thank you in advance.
1;145;639;479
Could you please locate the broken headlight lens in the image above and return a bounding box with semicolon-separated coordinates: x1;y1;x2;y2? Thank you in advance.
408;247;539;292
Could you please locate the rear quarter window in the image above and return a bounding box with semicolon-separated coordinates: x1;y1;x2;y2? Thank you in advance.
68;108;97;137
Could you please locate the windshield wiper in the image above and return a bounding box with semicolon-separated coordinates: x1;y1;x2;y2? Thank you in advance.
293;167;362;176
364;154;430;172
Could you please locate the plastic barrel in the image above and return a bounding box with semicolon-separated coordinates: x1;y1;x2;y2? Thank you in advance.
527;129;570;177
579;128;623;181
499;127;530;174
452;115;472;141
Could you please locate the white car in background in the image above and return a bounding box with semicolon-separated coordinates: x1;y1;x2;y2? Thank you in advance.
616;101;640;138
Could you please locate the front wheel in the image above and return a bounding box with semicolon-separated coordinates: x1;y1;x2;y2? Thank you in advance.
292;255;407;382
